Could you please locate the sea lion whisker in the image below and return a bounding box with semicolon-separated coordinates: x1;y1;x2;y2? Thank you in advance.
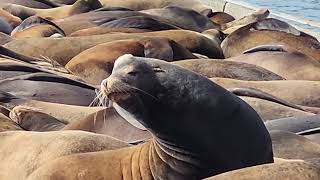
103;108;107;128
89;89;102;107
121;83;159;101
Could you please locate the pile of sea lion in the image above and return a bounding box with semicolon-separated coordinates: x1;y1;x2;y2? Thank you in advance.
0;0;319;179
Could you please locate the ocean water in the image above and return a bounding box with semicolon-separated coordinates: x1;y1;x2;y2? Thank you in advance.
239;0;320;34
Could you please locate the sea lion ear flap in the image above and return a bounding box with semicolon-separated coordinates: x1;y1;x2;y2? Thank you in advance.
200;9;214;18
253;18;301;36
143;38;174;61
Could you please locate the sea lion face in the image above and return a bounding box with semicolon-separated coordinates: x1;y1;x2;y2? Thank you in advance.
101;54;164;128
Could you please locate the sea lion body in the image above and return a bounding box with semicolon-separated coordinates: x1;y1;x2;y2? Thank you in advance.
212;78;320;108
222;18;320;61
229;45;320;81
172;59;284;81
66;37;197;84
22;54;273;179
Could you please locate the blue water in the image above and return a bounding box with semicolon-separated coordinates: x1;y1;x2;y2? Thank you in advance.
239;0;320;34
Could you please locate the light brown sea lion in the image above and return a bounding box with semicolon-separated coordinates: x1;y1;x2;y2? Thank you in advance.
222;9;270;33
69;27;150;36
4;30;224;65
211;78;320;108
66;37;197;84
222;18;320;61
205;158;320;180
2;0;102;20
0;92;104;124
0;9;22;28
172;59;284;81
0;112;22;132
240;97;314;121
99;0;210;12
0;32;12;45
23;54;273;179
10;106;152;143
0;130;130;180
271;131;320;160
228;44;320;81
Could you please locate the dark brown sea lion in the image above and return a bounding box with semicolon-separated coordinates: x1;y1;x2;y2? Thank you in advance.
222;18;320;61
99;0;210;12
141;6;220;32
2;0;102;20
0;0;57;9
0;9;22;28
205;158;320;180
0;130;130;180
11;15;66;38
70;27;150;36
0;72;96;106
66;37;197;84
24;54;273;179
172;59;284;81
4;30;224;65
211;78;320;108
200;9;235;25
228;44;320;81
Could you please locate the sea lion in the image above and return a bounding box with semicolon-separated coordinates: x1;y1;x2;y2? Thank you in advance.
222;9;270;33
0;0;57;9
0;32;12;45
228;44;320;81
99;0;210;12
265;115;320;134
0;72;96;106
0;92;105;124
172;59;284;81
10;106;66;131
2;0;102;20
24;54;273;179
240;97;314;121
66;37;197;84
0;130;129;180
222;18;320;61
10;106;152;143
70;27;150;36
211;78;320;108
270;131;320;160
0;9;22;28
11;15;66;38
141;6;220;32
205;158;320;180
200;9;235;25
4;30;224;64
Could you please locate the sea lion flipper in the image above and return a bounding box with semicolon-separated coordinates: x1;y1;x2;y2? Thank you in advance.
253;18;301;36
243;44;289;54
